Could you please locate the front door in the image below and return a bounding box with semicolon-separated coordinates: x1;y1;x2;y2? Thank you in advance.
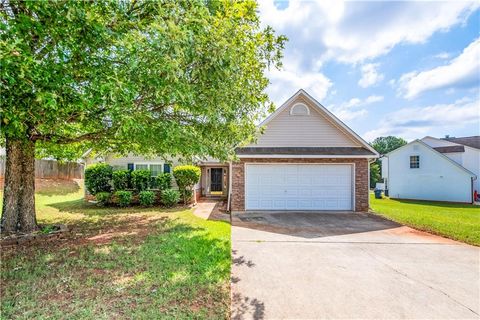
210;168;223;193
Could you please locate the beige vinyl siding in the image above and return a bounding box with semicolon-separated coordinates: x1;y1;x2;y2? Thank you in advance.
249;97;361;148
105;154;167;170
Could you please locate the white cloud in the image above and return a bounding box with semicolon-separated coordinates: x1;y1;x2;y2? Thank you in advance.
365;95;384;104
364;97;480;141
266;65;333;106
398;38;480;99
329;95;384;121
358;63;384;87
259;1;479;65
433;52;451;59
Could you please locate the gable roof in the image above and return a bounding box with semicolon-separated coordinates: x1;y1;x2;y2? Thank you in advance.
386;139;476;177
433;146;465;153
442;136;480;150
245;89;378;157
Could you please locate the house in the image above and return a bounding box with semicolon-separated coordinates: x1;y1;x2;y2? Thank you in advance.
381;136;479;203
91;89;379;212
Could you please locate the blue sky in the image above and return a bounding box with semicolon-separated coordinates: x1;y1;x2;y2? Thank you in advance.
259;1;480;141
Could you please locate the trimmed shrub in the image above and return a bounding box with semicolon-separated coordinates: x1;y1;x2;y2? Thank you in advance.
112;170;130;191
161;189;180;207
173;165;201;204
149;176;158;189
95;192;111;206
114;190;132;207
139;190;155;206
131;170;151;191
156;173;172;191
85;163;113;195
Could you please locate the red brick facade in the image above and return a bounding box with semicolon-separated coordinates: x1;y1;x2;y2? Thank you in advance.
231;158;369;213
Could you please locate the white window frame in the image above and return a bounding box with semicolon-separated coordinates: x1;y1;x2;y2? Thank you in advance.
409;155;420;169
290;103;310;116
134;163;163;176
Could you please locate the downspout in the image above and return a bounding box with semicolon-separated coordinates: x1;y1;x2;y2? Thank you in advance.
472;176;477;204
387;155;390;197
368;158;373;210
227;161;233;212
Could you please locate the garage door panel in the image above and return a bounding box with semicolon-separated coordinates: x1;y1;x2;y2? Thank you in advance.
246;164;353;211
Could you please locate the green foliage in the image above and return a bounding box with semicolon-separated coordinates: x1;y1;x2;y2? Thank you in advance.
370;162;381;189
2;0;286;162
156;173;172;191
84;164;112;195
114;191;132;207
161;189;180;208
131;170;151;192
173;165;201;204
139;191;155;207
371;136;407;176
371;136;407;155
112;170;130;191
95;192;111;206
40;225;56;234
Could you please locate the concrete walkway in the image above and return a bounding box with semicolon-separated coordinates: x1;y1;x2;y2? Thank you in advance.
193;199;230;222
231;212;480;319
193;200;218;219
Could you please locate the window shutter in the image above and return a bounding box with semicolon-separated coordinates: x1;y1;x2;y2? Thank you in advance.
163;164;171;173
127;163;134;171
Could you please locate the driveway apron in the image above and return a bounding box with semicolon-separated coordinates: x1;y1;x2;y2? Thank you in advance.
231;212;480;320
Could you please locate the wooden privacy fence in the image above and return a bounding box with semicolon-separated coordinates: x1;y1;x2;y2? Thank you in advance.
0;159;84;180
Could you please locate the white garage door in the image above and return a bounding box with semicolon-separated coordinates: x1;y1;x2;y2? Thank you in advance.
245;164;353;211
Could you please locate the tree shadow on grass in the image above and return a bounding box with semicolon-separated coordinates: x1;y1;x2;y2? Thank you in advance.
48;198;189;217
1;217;231;319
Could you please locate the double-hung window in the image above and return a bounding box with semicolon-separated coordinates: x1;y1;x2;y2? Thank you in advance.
134;163;163;176
409;156;420;169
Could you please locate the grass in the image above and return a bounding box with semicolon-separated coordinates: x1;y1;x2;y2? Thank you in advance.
370;193;480;246
0;181;231;319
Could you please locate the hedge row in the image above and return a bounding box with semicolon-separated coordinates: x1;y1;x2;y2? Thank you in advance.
95;189;180;207
85;163;172;194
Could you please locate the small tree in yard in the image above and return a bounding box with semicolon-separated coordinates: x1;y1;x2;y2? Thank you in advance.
173;165;201;204
0;1;285;233
370;162;381;189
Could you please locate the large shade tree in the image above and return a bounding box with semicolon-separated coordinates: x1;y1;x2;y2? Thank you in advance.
371;136;408;155
0;0;286;233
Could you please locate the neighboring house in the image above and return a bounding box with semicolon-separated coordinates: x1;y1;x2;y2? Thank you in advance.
381;136;479;203
89;89;379;212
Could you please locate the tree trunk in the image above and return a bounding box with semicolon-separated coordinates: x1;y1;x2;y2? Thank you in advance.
1;137;38;234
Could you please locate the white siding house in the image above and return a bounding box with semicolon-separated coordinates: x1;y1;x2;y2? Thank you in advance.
381;137;478;203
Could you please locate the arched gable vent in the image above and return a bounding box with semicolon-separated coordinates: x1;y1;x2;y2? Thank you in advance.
290;103;310;116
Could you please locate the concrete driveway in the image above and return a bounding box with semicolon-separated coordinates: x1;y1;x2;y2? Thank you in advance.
231;212;479;319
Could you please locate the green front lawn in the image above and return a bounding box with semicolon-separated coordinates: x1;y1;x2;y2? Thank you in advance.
370;193;480;246
1;182;231;319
